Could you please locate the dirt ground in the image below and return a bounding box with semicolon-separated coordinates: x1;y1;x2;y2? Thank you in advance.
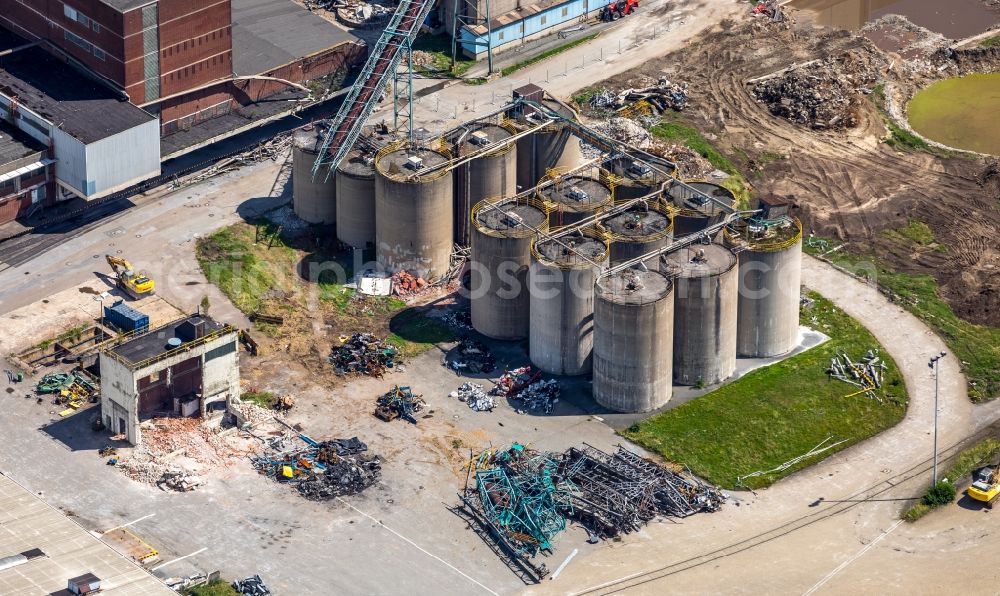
581;13;1000;327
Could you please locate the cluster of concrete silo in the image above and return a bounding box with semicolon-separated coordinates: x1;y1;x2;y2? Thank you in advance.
468;189;804;415
291;93;587;279
289;98;805;418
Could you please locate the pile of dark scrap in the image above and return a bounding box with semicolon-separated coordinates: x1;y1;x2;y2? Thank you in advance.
448;337;496;374
562;444;725;537
232;575;270;595
513;379;561;415
452;382;495;412
251;434;380;500
374;385;426;423
590;79;688;112
329;333;398;376
458;443;724;582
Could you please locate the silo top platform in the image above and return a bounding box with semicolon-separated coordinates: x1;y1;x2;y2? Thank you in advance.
534;234;607;268
596;270;673;305
376;146;450;182
726;217;803;251
475;201;546;237
667;181;734;215
539;176;612;212
604;156;659;183
604;207;670;239
663;243;736;278
293;126;324;152
459;123;514;154
338;149;376;177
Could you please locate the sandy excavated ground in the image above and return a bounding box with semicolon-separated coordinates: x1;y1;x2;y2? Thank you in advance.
583;14;1000;327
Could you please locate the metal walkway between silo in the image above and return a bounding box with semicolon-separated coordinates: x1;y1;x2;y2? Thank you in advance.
312;0;435;179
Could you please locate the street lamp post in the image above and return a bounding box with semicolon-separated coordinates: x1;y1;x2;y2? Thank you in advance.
929;351;947;483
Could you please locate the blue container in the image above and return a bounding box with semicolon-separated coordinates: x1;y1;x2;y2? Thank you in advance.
103;300;149;334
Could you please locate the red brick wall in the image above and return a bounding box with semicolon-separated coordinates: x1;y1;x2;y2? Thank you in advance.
160;41;366;137
2;0;127;86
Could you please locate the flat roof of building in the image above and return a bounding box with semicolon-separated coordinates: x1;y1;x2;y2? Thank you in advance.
0;29;156;145
110;315;230;366
0;122;44;166
98;0;154;11
231;0;355;76
0;473;172;594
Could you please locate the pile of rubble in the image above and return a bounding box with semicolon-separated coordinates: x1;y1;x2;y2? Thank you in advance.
448;337;496;374
231;399;275;427
374;385;426;423
459;443;725;578
330;333;399;377
251;435;381;500
589;117;653;148
750;49;885;130
114;417;254;490
452;382;496;412
392;270;429;296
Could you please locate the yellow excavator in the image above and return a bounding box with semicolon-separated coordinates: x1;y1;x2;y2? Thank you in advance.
968;464;1000;507
105;255;155;299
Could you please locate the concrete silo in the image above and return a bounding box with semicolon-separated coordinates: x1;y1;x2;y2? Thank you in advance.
600;156;663;201
292;125;336;224
529;228;609;376
537;174;613;226
470;197;549;340
725;216;803;357
336;146;378;249
662;243;738;386
602;201;673;270
593;269;674;413
512;95;584;190
455;122;518;244
375;142;454;279
666;179;734;237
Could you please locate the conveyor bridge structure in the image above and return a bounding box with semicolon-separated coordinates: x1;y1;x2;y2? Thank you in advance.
312;0;435;179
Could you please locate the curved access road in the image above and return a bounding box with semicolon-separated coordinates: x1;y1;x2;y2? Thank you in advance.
535;255;1000;595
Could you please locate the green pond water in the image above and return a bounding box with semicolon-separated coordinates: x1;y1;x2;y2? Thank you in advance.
907;73;1000;155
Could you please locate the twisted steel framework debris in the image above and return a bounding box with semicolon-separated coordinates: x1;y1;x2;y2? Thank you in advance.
458;443;725;583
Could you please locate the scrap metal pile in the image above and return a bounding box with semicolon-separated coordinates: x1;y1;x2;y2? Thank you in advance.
512;379;561;415
589;79;688;113
232;575;271;595
330;333;398;376
452;382;495;412
374;385;426;423
251;435;381;500
826;348;887;401
448;337;496;374
459;443;724;579
490;367;542;398
487;367;560;414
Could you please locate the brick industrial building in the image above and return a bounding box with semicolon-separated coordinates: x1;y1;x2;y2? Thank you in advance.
0;0;365;222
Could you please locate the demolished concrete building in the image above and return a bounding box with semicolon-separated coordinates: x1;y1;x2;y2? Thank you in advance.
99;314;240;445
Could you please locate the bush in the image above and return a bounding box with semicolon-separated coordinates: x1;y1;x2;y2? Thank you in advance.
922;481;956;507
